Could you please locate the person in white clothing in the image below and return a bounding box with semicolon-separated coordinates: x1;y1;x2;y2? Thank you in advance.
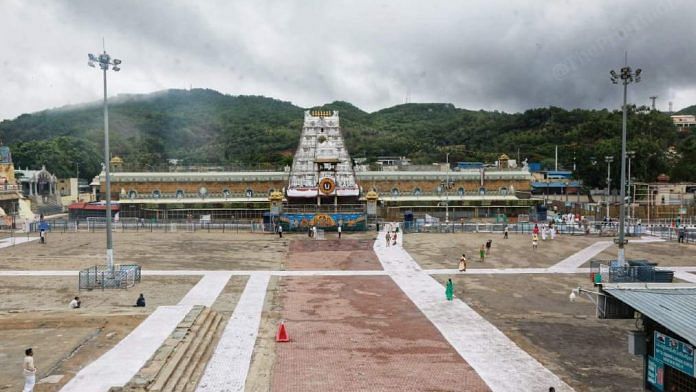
23;348;36;392
541;225;547;241
337;225;342;239
69;296;81;309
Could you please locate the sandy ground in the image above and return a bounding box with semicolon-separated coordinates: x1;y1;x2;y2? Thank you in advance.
210;276;249;317
405;232;607;269
0;232;289;270
270;276;489;392
434;274;643;392
0;276;198;391
582;241;696;267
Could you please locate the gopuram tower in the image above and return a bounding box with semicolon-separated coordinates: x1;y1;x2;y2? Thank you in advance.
286;110;360;205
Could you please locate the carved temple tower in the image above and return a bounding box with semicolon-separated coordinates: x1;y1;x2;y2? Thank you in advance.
286;110;359;205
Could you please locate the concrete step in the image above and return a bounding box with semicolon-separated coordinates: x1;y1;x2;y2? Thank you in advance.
172;313;224;392
126;306;207;389
118;305;226;392
149;308;216;391
158;310;219;391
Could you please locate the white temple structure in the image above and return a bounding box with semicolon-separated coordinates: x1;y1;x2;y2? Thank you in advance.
287;110;359;202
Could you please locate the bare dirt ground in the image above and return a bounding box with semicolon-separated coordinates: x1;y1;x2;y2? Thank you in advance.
0;232;288;270
434;274;643;392
210;275;249;317
583;241;696;267
270;276;489;392
405;232;607;269
0;276;198;391
286;238;381;270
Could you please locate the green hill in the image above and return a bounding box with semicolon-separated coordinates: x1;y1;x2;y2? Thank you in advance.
0;89;693;187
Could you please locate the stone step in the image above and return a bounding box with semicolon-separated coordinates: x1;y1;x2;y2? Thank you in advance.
182;313;225;392
158;310;219;391
117;305;225;392
127;306;207;388
149;308;216;392
172;313;224;392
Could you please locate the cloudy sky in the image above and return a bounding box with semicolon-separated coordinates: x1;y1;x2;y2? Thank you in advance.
1;0;694;120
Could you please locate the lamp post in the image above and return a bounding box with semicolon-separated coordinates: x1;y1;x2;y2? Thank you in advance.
445;152;450;223
604;155;613;223
627;150;635;219
88;49;122;270
610;62;641;265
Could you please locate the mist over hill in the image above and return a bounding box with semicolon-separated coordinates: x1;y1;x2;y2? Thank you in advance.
0;88;693;188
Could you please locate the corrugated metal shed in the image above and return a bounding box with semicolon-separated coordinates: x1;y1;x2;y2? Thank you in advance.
603;284;696;345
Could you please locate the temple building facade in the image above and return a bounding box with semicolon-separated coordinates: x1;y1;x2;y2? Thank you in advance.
93;110;538;227
0;146;21;225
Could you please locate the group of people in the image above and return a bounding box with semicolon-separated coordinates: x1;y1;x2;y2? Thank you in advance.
384;230;398;246
68;293;145;309
531;223;556;250
457;239;492;271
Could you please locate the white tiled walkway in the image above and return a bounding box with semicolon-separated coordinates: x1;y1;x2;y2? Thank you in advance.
60;272;232;392
0;236;38;249
376;228;574;392
60;305;193;392
547;240;613;272
196;272;270;392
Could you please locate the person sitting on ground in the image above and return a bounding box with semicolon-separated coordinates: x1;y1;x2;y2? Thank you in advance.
69;296;81;309
135;293;146;307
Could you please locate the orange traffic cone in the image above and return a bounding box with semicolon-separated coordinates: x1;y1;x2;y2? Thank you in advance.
276;321;290;342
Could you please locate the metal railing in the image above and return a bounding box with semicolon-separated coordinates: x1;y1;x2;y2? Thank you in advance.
589;260;674;284
79;264;141;290
31;218;276;234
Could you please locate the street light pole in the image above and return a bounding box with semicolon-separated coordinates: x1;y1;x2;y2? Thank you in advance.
88;49;122;270
627;150;635;219
610;61;641;265
605;155;613;222
445;152;450;223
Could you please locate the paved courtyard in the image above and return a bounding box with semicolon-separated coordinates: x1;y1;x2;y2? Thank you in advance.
0;229;693;391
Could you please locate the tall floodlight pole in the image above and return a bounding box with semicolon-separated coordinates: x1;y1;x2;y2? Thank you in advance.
88;49;122;270
627;150;635;218
445;152;450;223
605;155;613;222
610;62;641;265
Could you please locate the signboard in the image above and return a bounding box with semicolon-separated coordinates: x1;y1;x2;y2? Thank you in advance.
647;355;664;391
654;331;696;377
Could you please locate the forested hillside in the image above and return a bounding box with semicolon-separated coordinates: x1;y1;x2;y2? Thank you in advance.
0;88;693;189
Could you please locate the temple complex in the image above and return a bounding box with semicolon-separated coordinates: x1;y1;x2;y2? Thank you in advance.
92;111;538;228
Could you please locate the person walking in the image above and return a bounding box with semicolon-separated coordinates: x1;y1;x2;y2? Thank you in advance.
532;233;539;250
678;226;686;243
392;231;398;246
385;231;391;247
277;224;283;238
337;225;342;239
23;348;36;392
458;254;467;272
533;223;539;235
485;239;492;255
445;278;454;301
479;244;485;262
541;225;547;241
503;226;509;239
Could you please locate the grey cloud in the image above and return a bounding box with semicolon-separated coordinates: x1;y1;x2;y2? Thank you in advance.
0;0;695;121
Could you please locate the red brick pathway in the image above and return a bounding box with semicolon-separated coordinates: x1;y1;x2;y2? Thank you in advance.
271;276;490;391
